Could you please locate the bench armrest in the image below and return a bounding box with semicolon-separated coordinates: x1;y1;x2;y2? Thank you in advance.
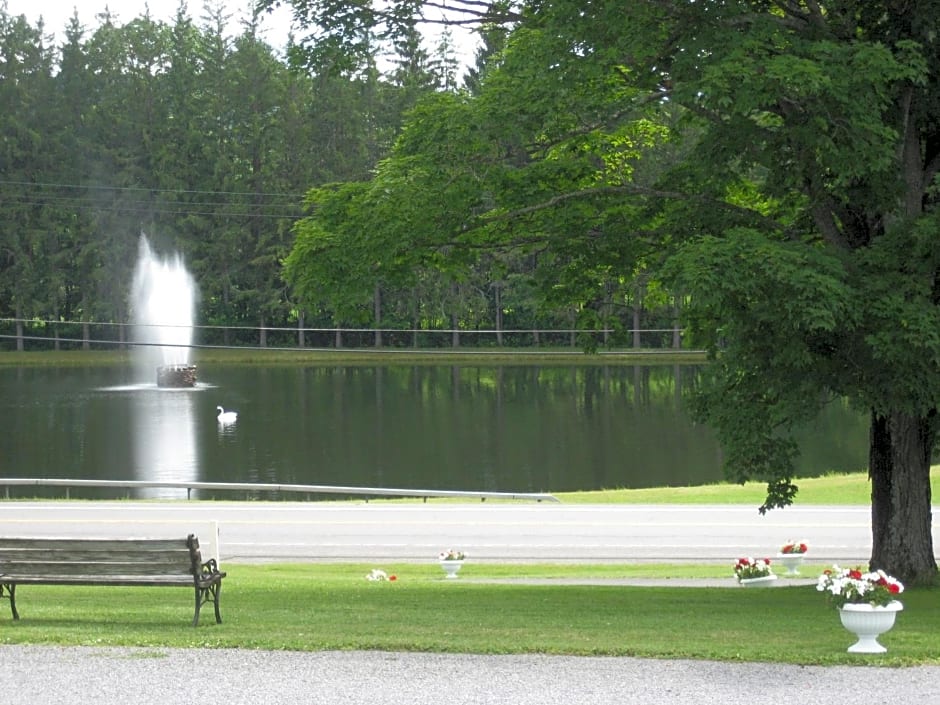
200;558;224;579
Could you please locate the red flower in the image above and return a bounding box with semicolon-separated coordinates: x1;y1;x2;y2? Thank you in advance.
389;575;397;581
848;569;863;579
888;583;900;593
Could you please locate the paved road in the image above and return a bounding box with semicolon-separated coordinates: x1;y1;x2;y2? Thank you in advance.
3;499;934;565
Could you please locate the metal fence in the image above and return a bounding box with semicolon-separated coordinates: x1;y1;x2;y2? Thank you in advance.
0;317;686;352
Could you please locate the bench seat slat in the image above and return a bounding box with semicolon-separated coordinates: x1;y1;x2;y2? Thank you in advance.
1;575;199;586
0;555;193;568
1;565;199;577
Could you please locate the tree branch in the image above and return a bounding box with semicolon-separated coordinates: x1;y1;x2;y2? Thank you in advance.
418;1;525;25
478;184;787;233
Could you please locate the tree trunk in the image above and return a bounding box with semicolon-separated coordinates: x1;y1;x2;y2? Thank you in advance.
869;410;938;585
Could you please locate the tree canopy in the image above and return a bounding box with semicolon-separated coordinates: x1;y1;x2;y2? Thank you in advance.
0;2;482;349
278;0;940;585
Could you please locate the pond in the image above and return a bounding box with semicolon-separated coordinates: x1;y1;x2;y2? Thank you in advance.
0;363;869;498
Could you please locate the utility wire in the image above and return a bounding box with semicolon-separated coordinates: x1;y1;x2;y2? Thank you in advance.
0;179;308;200
0;179;307;219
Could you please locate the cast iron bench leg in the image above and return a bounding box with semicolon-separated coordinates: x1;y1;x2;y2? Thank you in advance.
193;582;223;627
213;581;223;624
193;586;202;627
0;583;18;620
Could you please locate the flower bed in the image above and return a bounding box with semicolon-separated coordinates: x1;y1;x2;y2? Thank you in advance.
779;540;808;554
733;557;774;581
816;565;903;608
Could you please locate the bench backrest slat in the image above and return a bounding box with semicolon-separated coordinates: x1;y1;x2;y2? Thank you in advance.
0;536;203;578
0;538;191;552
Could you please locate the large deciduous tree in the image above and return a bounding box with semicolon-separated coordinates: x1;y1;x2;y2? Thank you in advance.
275;0;939;584
642;2;940;586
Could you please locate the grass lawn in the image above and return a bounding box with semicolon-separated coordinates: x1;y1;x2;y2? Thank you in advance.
1;563;937;666
555;468;940;505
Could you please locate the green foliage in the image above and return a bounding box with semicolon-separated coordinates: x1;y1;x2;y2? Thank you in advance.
285;8;682;342
280;3;940;587
0;4;437;344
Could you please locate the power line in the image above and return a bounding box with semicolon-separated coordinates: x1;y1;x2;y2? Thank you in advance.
0;179;308;201
0;196;303;220
0;178;307;219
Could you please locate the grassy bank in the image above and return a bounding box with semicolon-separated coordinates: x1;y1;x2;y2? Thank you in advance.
557;470;940;505
0;348;707;367
1;563;936;665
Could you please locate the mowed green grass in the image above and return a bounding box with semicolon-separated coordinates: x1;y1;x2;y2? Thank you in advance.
555;469;940;505
1;563;938;665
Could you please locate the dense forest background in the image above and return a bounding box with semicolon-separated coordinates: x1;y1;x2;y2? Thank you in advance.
0;3;675;352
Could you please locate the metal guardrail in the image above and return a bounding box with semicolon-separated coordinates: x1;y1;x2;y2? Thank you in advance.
0;478;559;503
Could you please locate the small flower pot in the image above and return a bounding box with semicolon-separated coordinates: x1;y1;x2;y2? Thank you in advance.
776;552;805;575
838;601;903;653
439;560;464;579
737;575;778;587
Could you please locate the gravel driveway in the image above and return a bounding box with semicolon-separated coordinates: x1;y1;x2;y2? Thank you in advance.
3;645;940;705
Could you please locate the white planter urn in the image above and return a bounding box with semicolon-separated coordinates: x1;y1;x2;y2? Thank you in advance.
838;601;903;653
738;575;778;587
439;560;464;579
775;552;805;575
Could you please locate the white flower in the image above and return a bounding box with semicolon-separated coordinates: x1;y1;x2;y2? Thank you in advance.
366;569;388;581
817;564;904;607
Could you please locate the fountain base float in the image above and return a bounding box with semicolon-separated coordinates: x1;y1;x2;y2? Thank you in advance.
157;364;197;388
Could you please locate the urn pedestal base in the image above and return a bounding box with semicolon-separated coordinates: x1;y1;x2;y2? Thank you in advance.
838;601;903;653
439;560;464;579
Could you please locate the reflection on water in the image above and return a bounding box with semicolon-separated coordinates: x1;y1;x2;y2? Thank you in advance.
0;364;870;498
133;387;200;499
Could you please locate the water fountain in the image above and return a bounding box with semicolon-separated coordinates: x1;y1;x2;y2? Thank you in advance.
130;235;198;387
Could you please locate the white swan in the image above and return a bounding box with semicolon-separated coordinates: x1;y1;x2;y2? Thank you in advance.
216;406;238;424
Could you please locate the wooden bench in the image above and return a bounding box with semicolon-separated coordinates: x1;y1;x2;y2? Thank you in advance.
0;535;226;627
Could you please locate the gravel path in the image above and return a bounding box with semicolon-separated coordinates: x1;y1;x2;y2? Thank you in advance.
3;645;940;705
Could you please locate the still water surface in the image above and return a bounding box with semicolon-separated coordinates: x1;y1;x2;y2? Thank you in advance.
0;364;869;498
